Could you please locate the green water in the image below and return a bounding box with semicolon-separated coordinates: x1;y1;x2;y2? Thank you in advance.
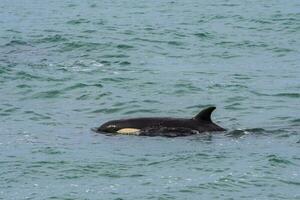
0;0;300;199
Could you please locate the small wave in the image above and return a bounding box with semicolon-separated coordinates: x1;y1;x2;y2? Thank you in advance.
279;180;300;186
91;107;124;114
66;18;90;25
34;34;68;43
172;82;203;95
274;93;300;98
81;29;97;33
32;90;63;99
123;109;159;115
101;54;130;58
59;41;106;52
5;40;29;47
0;107;20;116
24;110;52;121
119;61;131;65
32;147;64;155
224;103;244;110
290;118;300;126
226;128;266;137
270;47;295;53
194;32;212;39
167;41;183;46
232;73;252;80
225;96;247;103
251;91;300;98
116;44;134;49
64;83;103;91
15;71;43;81
58;59;104;72
267;154;295;166
101;77;136;83
142;99;160;104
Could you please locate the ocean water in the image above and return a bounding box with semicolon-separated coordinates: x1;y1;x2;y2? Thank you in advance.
1;0;300;199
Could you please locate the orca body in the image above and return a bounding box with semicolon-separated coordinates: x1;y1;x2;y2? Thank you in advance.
95;107;225;137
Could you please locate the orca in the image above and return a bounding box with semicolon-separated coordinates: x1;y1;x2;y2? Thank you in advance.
95;107;225;137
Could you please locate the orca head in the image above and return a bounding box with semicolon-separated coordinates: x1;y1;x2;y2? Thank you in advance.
97;120;120;133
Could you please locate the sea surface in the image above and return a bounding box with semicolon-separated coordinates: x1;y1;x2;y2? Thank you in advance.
1;0;300;199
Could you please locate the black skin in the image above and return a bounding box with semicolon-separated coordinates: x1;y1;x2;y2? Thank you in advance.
95;107;226;137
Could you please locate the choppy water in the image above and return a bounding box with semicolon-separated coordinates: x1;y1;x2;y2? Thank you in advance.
1;0;300;199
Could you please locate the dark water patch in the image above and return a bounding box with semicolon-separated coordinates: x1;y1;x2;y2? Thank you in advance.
0;107;20;116
90;3;97;8
191;71;217;75
194;32;212;39
144;26;155;31
95;92;112;100
32;90;63;99
32;147;65;155
174;82;202;92
250;19;272;24
91;107;125;114
250;91;271;97
64;83;103;91
119;61;131;66
133;37;169;44
290;118;300;127
101;77;136;83
34;34;68;43
5;40;29;47
224;103;244;110
143;99;160;104
220;3;239;7
215;41;235;46
82;29;97;33
167;41;183;46
247;128;276;134
225;96;247;103
234;41;268;49
67;3;77;7
212;52;241;59
29;160;69;168
141;82;157;86
16;84;31;88
270;47;296;54
5;29;21;34
99;60;111;65
267;155;294;167
43;29;62;34
112;102;128;107
57;162;135;179
179;189;195;193
232;74;251;80
0;67;9;75
24;110;52;121
279;180;300;186
116;44;134;49
67;18;90;25
173;89;194;95
101;54;130;58
59;41;105;52
274;93;300;98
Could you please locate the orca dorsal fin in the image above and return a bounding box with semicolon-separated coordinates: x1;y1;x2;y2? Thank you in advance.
193;106;216;122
